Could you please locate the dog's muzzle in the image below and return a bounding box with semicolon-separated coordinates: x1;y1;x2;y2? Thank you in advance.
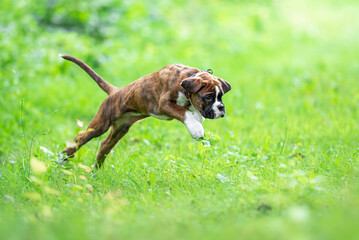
202;106;225;119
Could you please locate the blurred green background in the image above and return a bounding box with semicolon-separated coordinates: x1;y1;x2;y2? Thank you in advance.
1;0;359;239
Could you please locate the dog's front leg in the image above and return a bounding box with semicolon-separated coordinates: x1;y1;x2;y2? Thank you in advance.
189;106;205;124
183;111;205;140
158;98;204;140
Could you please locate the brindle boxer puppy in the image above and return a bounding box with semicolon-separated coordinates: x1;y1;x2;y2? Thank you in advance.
59;55;231;168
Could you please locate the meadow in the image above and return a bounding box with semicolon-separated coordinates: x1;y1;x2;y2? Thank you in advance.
1;0;359;239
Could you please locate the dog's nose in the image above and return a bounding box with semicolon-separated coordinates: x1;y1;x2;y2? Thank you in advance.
218;104;225;112
220;113;225;118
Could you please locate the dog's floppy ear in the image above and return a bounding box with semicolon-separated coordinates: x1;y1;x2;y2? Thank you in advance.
181;77;205;94
216;77;231;94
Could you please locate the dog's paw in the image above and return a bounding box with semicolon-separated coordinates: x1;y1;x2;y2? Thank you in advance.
189;126;205;140
91;162;101;170
57;152;68;165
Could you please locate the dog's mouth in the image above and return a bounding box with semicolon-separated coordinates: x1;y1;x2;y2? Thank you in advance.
201;110;225;119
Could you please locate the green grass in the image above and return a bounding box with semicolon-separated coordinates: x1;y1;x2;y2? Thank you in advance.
1;0;359;239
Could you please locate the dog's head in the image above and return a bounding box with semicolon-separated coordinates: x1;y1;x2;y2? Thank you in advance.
181;71;231;119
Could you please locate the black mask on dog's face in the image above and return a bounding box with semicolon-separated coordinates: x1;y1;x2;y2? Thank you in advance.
200;87;225;119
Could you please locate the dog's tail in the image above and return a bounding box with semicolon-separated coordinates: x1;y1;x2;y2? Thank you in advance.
60;54;116;95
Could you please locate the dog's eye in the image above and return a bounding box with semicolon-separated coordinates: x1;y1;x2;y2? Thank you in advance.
203;95;214;102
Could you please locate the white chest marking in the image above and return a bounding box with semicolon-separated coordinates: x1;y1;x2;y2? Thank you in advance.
176;92;189;107
184;111;204;140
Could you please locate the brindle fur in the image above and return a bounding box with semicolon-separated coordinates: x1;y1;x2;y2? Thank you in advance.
60;55;231;168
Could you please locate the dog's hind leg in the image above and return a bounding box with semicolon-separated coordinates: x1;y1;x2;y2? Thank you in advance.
60;101;113;162
93;116;145;168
